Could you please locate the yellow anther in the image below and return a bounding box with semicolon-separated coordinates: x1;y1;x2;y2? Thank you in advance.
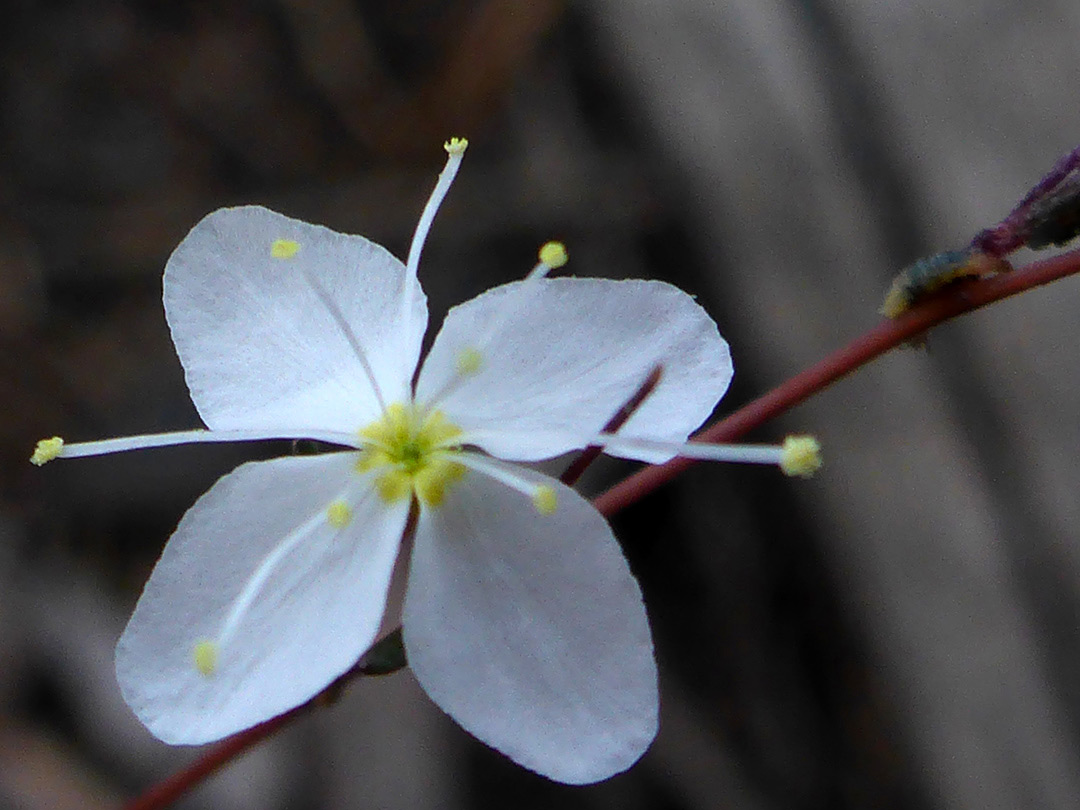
356;448;391;474
444;137;469;155
30;437;64;466
373;469;413;504
780;435;822;478
359;403;411;449
414;459;467;507
532;485;558;515
539;241;568;269
270;239;300;259
420;410;463;447
326;500;353;528
193;640;218;676
455;347;483;376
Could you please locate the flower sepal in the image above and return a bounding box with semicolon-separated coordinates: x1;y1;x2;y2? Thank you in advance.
357;628;408;676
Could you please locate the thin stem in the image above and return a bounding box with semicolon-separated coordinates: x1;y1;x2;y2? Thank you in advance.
123;709;298;810
595;245;1080;517
122;244;1080;810
123;650;402;810
560;365;663;486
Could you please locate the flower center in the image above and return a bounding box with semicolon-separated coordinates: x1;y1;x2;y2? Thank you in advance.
357;403;466;507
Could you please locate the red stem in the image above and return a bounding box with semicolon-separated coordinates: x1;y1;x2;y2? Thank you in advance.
560;364;664;486
123;657;384;810
124;244;1080;810
596;245;1080;516
123;711;297;810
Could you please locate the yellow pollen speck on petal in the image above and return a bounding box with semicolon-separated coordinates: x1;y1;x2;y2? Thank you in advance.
271;239;300;259
193;640;218;676
326;500;352;528
539;241;568;269
455;347;483;376
444;137;468;155
780;435;823;478
31;437;64;466
532;485;557;515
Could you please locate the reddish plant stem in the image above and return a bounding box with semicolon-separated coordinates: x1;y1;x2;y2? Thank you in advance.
124;244;1080;810
123;655;393;810
596;245;1080;517
124;711;297;810
560;364;664;486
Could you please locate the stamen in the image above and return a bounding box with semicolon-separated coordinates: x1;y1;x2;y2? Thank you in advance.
572;431;823;477
412;458;466;507
454;452;559;515
401;138;468;341
538;241;568;270
30;436;64;466
34;427;361;462
525;240;564;281
779;435;823;478
590;433;786;464
371;469;414;504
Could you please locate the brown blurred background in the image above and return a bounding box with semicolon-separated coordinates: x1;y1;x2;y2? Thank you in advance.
5;1;1080;808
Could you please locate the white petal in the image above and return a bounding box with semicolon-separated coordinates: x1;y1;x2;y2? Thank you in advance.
115;453;409;744
403;463;658;784
415;278;731;461
164;206;427;433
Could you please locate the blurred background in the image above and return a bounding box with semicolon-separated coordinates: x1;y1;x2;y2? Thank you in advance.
4;0;1080;808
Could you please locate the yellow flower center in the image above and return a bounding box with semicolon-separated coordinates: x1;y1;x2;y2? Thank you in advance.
357;403;466;507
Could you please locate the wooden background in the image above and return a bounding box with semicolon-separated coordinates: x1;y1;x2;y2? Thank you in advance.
3;1;1080;808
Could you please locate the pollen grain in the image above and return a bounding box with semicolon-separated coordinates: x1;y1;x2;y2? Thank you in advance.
271;239;300;259
31;437;64;466
193;640;219;676
780;435;823;478
326;500;353;528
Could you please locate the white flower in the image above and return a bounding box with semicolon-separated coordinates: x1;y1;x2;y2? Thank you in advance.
32;140;815;783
